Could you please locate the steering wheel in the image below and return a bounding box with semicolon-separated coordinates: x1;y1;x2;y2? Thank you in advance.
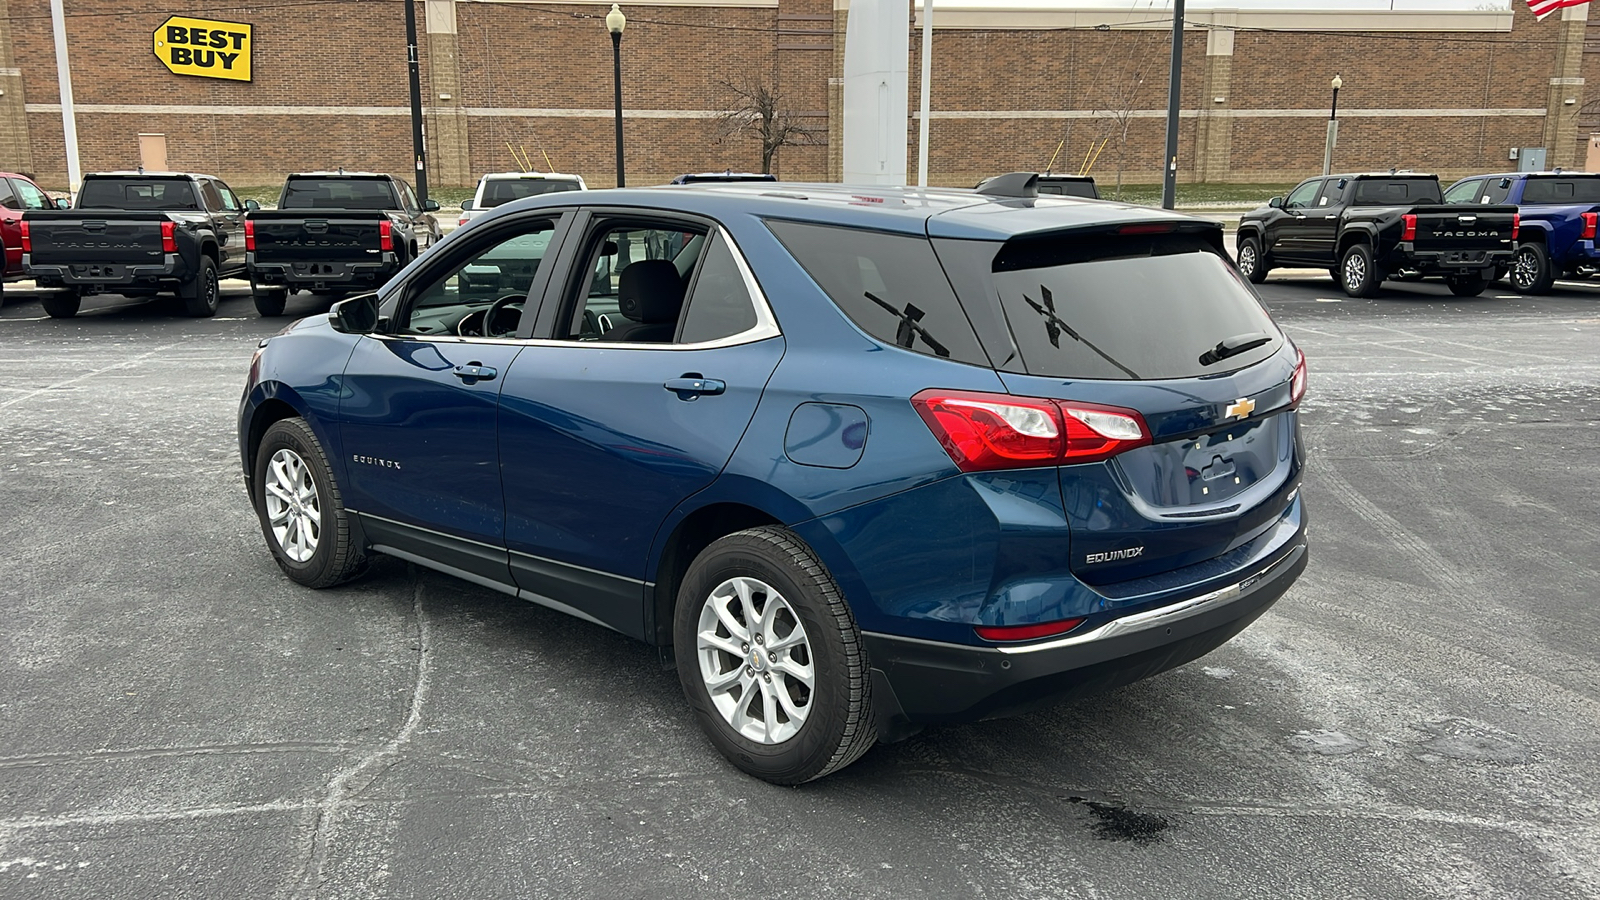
483;293;525;337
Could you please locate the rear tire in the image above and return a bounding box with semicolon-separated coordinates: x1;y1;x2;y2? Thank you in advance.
41;290;80;319
1508;243;1555;295
1339;243;1383;298
1236;236;1269;284
1448;273;1489;297
180;255;220;318
674;526;876;784
252;282;288;317
253;418;367;588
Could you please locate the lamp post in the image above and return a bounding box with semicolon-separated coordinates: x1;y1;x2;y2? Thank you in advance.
1322;74;1342;177
607;4;626;188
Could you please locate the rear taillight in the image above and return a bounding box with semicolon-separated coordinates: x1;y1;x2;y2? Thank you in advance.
1511;213;1520;241
911;389;1151;472
1401;214;1417;242
379;219;393;252
19;220;30;253
243;219;256;252
457;215;469;227
975;618;1086;642
1583;212;1596;241
1291;347;1308;405
161;220;176;253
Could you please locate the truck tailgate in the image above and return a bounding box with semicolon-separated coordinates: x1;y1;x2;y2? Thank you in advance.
1410;204;1518;253
248;211;387;263
24;214;165;265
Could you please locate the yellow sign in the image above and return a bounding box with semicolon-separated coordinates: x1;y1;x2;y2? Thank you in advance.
153;16;252;82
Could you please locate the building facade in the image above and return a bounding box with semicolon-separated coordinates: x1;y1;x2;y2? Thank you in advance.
0;0;1594;190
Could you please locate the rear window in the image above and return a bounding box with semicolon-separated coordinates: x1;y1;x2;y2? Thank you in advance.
1038;180;1098;199
77;178;198;210
766;220;990;367
281;178;398;210
1353;179;1442;205
990;232;1281;380
480;179;581;208
1520;177;1600;203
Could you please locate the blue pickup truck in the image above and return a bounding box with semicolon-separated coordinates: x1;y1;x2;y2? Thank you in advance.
1444;171;1600;294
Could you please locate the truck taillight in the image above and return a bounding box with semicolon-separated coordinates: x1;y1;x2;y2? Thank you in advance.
161;221;176;253
19;220;30;253
1401;214;1417;242
911;389;1151;472
244;219;255;252
379;219;393;252
1583;212;1597;241
1512;213;1520;241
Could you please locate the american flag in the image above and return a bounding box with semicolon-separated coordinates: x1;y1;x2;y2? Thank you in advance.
1529;0;1590;21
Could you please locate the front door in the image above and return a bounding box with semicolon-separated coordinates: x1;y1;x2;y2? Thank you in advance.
1300;177;1346;264
497;216;784;638
1266;178;1323;262
337;213;565;583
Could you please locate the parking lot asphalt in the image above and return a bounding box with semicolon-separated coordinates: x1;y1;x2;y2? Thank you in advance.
1;275;1597;899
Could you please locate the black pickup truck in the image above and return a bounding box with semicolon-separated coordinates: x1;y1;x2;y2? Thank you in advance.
22;172;254;318
1236;173;1519;297
244;172;441;316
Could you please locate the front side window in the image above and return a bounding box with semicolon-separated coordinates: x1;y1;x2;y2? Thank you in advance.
766;220;990;367
395;218;558;337
8;179;50;209
562;221;710;343
1442;179;1481;205
1285;180;1321;209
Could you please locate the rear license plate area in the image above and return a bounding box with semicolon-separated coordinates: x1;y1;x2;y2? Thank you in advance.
69;264;121;279
1443;250;1489;266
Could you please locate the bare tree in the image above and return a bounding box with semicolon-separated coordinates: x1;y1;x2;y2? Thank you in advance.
1090;33;1156;199
714;75;825;175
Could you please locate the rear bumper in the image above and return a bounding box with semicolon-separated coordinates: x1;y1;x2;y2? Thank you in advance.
863;537;1307;738
24;254;181;288
249;254;397;288
1390;245;1513;273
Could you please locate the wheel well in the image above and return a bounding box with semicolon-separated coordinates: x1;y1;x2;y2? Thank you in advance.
650;503;782;646
1337;232;1372;255
1517;229;1546;245
244;400;300;502
201;241;220;264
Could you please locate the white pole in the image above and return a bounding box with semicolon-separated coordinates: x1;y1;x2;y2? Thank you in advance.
49;0;82;191
916;0;932;187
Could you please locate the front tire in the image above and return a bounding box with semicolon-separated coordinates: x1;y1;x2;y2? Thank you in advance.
41;290;81;319
674;526;876;784
1508;243;1555;294
1236;236;1269;284
253;418;367;588
180;255;220;317
1339;243;1383;298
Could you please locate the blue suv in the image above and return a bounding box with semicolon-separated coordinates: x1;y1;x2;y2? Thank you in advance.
239;177;1309;783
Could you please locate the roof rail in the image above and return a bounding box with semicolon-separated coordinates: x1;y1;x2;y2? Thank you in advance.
975;172;1039;199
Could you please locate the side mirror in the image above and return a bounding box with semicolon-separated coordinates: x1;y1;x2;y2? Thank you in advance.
244;199;261;212
55;197;72;209
1268;196;1285;209
422;199;441;212
329;292;380;334
459;199;473;210
1498;178;1513;189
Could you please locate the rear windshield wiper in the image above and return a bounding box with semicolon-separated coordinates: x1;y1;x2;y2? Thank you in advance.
1199;331;1272;366
863;291;951;358
1021;285;1141;379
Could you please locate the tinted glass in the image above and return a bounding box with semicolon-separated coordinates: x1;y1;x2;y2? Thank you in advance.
1521;177;1600;203
481;179;581;208
1353;179;1442;205
199;180;224;210
766;220;989;367
1481;179;1513;204
9;179;50;209
281;178;397;210
78;178;198;209
0;180;15;208
679;234;758;343
990;233;1281;380
1317;179;1346;206
1039;180;1098;198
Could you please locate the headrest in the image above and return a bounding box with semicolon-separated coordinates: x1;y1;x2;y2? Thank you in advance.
617;259;685;324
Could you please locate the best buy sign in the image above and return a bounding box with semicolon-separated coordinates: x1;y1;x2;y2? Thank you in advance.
153;16;252;81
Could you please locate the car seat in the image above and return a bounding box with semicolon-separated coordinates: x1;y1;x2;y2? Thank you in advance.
602;259;685;343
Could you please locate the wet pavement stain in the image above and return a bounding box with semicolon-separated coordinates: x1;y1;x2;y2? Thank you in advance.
1065;797;1170;843
1414;718;1529;764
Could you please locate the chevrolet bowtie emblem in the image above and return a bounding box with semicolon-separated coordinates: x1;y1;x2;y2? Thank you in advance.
1225;397;1256;419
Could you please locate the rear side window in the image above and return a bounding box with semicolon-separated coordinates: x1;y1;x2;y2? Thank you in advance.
766;220;989;367
1353;179;1442;205
78;178;197;210
678;234;759;343
1521;177;1600;203
990;232;1281;380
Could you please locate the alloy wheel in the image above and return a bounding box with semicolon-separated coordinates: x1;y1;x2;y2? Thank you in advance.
1512;248;1538;289
695;576;814;744
1238;244;1257;277
1343;253;1367;290
263;448;321;563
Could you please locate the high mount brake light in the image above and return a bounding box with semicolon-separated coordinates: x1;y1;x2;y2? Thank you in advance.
911;389;1151;472
160;221;177;253
1117;223;1176;235
379;219;394;252
243;219;256;252
975;617;1086;642
1401;214;1417;242
1291;346;1308;404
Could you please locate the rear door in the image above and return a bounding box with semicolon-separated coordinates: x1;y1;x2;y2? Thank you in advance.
496;210;783;638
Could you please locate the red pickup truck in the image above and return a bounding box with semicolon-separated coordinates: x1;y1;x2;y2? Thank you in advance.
1;172;62;305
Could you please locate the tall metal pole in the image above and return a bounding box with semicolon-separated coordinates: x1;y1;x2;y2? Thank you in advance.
405;0;429;203
916;0;933;187
48;0;81;192
612;32;625;187
1322;76;1341;177
1159;0;1185;210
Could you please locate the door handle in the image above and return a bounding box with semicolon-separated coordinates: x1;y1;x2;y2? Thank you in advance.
453;362;497;381
1294;215;1307;220
664;376;726;399
1323;215;1337;220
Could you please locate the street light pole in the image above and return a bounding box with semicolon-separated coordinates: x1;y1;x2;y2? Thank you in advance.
405;0;429;203
1322;74;1342;177
1159;0;1185;210
607;4;627;188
